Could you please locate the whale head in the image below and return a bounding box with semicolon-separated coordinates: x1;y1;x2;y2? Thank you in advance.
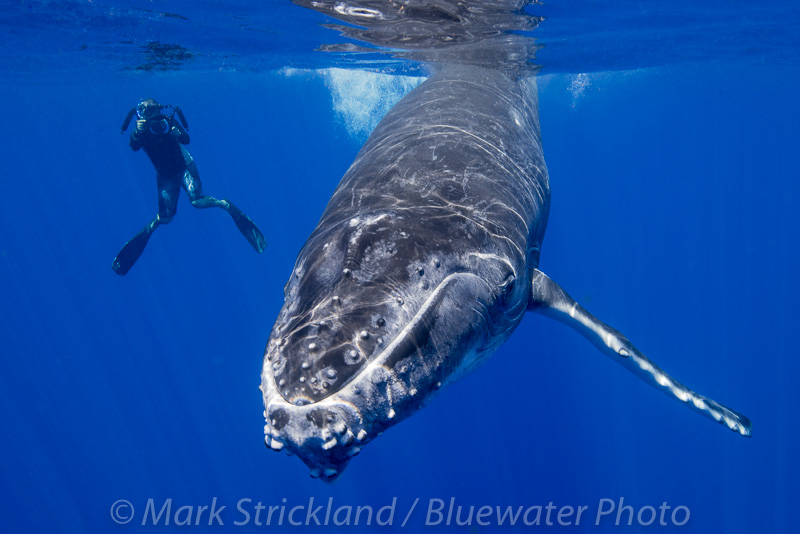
260;210;530;480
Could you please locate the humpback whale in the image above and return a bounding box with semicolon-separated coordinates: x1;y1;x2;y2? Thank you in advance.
260;64;751;481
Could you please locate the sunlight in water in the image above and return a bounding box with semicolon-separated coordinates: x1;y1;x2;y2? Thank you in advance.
322;68;426;140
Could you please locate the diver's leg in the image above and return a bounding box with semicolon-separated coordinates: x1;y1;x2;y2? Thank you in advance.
182;163;267;253
182;162;227;209
111;175;178;275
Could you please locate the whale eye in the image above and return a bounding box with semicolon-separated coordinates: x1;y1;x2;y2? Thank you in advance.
499;274;516;302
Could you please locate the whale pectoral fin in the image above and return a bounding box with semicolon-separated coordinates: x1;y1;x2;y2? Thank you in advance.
527;268;752;437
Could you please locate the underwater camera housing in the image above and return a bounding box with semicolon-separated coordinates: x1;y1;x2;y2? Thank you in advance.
147;116;170;135
120;103;190;135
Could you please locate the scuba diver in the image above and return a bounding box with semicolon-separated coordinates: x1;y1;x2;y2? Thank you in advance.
113;99;266;275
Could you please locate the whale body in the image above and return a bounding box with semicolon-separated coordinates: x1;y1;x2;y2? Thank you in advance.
260;65;750;481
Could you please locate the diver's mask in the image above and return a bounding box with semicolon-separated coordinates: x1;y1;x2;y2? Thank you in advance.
136;101;154;119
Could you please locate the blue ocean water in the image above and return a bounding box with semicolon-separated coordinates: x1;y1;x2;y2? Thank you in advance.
1;1;798;533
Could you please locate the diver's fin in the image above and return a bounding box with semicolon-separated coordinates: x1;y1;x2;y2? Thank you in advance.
527;268;752;437
111;224;155;276
227;203;267;253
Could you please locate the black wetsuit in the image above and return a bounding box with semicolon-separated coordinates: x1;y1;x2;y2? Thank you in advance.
112;108;266;276
130;118;203;221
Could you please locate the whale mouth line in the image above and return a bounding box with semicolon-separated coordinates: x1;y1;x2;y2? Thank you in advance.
361;272;476;376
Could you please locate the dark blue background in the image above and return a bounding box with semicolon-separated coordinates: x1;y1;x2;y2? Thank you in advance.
1;58;797;533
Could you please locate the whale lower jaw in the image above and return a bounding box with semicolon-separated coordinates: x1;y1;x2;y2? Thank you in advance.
260;272;498;481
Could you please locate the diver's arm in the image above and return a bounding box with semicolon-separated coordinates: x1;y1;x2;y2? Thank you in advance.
129;132;142;151
171;121;190;144
129;119;146;151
